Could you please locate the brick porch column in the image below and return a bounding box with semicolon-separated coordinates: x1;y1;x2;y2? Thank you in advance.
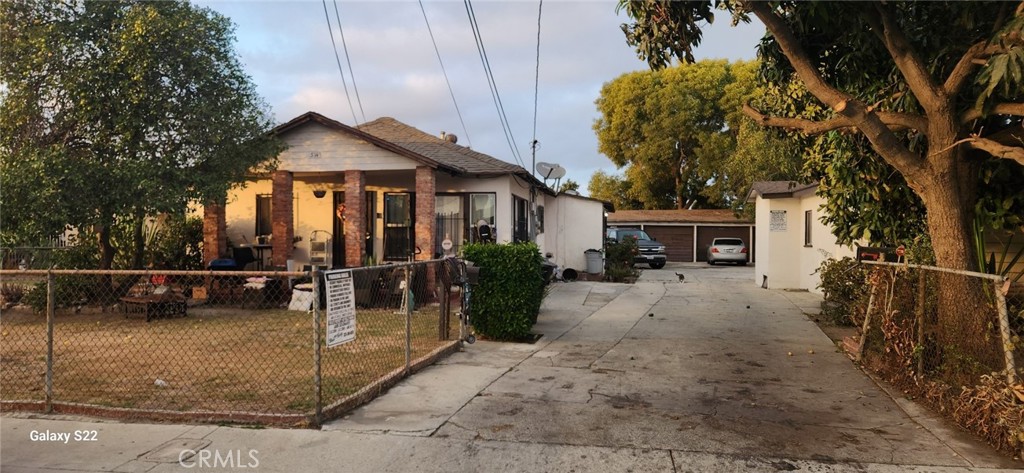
202;200;227;266
271;171;294;268
415;166;436;299
344;170;366;267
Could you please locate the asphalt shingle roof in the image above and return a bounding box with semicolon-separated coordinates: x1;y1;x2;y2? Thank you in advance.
747;181;818;200
607;209;752;224
358;117;526;176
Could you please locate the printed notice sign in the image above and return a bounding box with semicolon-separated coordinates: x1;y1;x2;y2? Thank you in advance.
325;270;356;347
770;210;787;232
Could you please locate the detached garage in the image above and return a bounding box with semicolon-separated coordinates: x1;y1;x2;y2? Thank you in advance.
607;209;755;263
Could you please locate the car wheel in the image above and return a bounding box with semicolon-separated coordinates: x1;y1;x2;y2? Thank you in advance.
649;261;665;269
708;260;715;265
738;261;747;266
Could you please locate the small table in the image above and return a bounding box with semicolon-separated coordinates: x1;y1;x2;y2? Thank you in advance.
120;294;187;322
251;244;273;270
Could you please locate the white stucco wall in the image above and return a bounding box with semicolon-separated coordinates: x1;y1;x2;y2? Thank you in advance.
754;188;855;293
543;194;605;271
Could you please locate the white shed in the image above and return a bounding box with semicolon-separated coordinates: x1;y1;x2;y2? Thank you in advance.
747;181;856;294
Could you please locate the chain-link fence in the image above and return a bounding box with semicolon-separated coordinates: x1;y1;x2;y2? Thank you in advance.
856;261;1017;387
0;260;461;426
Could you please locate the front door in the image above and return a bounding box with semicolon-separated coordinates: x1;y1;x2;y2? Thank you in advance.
383;192;415;261
332;191;346;268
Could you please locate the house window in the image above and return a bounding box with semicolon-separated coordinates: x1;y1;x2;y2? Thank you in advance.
536;205;544;234
470;193;496;242
512;196;529;243
255;194;272;237
804;210;813;247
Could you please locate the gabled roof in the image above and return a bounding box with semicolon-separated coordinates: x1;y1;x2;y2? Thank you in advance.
271;112;461;173
270;113;553;192
746;181;818;202
357;117;525;177
608;209;752;224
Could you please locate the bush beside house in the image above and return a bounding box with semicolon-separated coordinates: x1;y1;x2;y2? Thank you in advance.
462;243;544;340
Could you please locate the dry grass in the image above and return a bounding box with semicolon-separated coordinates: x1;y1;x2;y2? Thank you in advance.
1;303;454;414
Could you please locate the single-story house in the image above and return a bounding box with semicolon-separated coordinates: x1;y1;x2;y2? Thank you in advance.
747;180;1024;293
607;209;755;262
746;181;856;293
201;112;611;273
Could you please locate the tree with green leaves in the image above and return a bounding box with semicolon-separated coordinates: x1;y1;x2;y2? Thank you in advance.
587;170;643;211
619;0;1023;356
0;0;283;270
557;179;581;194
593;60;733;209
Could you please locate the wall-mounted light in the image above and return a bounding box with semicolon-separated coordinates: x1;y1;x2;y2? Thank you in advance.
312;189;327;198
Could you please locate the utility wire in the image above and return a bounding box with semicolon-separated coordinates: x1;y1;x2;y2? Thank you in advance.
531;0;543;176
418;0;472;147
464;0;525;167
322;0;358;125
333;0;366;123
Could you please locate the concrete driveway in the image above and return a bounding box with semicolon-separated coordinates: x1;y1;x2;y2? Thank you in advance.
3;263;1019;472
324;262;1017;470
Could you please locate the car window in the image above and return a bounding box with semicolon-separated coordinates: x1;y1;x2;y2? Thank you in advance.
619;230;652;241
713;238;743;246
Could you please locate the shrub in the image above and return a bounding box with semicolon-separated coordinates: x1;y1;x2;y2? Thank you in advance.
817;256;869;326
0;283;25;305
604;237;640;282
462;242;544;340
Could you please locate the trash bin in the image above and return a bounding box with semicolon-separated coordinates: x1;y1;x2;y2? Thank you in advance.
584;249;603;274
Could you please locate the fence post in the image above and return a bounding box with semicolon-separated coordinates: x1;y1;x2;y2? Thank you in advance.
916;270;926;376
45;270;55;413
405;266;412;372
855;277;879;362
312;270;323;425
994;279;1017;385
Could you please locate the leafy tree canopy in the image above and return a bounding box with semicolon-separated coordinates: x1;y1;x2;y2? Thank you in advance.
0;0;284;268
619;1;1024;274
592;59;803;212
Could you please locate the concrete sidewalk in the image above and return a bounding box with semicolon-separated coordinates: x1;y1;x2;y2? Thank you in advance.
2;263;1020;472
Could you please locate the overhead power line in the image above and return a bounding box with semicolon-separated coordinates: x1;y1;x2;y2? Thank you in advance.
531;0;543;176
464;0;525;168
418;0;472;147
333;0;366;123
321;0;358;125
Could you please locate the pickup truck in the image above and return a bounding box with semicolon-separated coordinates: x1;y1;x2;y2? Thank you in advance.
606;228;667;269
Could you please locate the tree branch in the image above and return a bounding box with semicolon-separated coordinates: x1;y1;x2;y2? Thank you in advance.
961;103;1024;124
945;41;1006;95
744;2;848;108
868;4;945;114
742;104;926;134
966;137;1024;166
744;1;926;182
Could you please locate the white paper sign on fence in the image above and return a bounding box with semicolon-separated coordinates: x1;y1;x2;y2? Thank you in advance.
325;269;356;347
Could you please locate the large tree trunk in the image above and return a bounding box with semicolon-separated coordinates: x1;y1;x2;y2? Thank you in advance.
97;224;115;270
918;147;999;368
130;208;145;270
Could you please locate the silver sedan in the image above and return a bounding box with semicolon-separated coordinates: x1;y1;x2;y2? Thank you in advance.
707;238;748;265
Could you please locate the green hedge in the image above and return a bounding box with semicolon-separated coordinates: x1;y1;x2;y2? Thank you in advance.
462;242;544;340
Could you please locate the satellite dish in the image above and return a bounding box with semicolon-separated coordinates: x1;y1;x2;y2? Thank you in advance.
535;162;566;180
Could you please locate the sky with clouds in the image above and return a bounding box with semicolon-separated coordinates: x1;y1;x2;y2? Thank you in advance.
197;0;765;194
